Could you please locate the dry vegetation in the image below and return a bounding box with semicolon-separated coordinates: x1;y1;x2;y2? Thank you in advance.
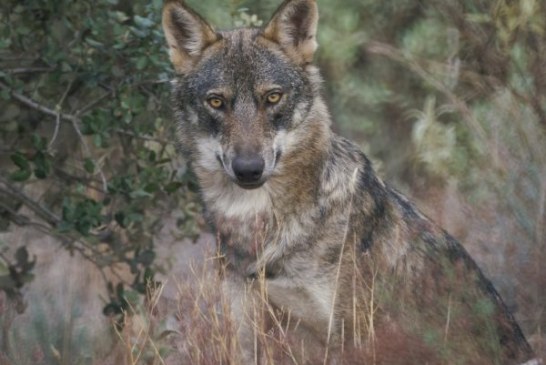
3;225;543;365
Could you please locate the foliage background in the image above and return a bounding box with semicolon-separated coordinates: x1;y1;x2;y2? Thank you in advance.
0;0;544;363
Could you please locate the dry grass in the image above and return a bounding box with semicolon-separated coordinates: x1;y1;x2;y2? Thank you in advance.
111;257;545;365
0;226;544;365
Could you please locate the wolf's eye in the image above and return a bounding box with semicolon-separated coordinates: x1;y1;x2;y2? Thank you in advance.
266;92;282;105
207;97;224;109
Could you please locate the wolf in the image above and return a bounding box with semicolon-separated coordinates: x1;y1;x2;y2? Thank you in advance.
162;0;537;363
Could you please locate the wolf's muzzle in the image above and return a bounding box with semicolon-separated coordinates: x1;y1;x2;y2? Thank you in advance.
232;153;265;189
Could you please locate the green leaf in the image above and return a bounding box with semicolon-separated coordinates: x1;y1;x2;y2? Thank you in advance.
135;56;148;70
76;221;91;235
0;275;17;291
164;181;183;193
143;182;159;193
111;11;130;23
114;212;126;227
93;133;103;147
116;283;124;300
81;115;95;134
136;249;156;266
0;38;12;49
130;26;147;38
126;213;143;223
10;169;31;182
103;303;122;316
134;15;154;29
31;134;46;150
129;190;152;198
34;168;47;179
134;282;146;294
32;151;51;179
57;221;73;233
84;159;95;173
129;260;139;274
16;25;31;35
10;153;30;170
0;261;8;275
123;113;133;124
15;246;29;265
85;38;104;48
143;267;154;283
0;89;9;100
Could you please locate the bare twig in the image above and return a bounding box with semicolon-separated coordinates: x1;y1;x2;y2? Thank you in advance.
2;67;55;75
0;200;31;226
67;117;109;192
49;76;76;150
74;90;113;117
0;175;61;226
50;113;62;149
0;80;79;123
134;78;170;86
0;251;12;265
0;54;38;61
115;129;168;144
53;167;108;194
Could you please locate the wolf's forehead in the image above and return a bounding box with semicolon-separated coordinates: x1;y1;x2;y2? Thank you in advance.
219;28;260;50
194;29;300;88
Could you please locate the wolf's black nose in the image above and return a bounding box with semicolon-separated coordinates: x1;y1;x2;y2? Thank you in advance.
232;154;265;186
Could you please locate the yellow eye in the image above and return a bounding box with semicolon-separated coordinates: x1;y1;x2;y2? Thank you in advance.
208;97;224;109
266;92;282;104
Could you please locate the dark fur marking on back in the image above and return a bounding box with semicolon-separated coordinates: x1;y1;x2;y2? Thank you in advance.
358;159;388;253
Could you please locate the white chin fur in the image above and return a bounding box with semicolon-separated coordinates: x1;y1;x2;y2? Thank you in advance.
206;182;272;219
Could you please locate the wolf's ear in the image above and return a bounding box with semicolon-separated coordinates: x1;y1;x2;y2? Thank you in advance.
263;0;318;64
162;0;219;74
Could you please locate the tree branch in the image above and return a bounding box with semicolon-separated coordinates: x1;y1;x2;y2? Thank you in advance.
0;80;79;123
0;175;61;226
2;67;55;75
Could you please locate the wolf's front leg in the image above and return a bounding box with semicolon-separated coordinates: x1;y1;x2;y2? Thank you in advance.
222;277;268;365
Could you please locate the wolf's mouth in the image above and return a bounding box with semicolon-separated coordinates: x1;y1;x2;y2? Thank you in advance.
235;180;265;190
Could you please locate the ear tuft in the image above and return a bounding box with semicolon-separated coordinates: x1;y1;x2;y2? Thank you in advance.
162;0;219;73
263;0;318;64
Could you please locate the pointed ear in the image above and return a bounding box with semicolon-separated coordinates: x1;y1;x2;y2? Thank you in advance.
162;0;219;74
263;0;318;65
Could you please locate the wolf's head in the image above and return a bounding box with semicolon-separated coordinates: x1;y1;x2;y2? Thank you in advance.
163;0;326;190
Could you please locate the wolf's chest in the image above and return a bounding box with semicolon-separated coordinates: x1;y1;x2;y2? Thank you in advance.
213;207;272;275
214;206;314;276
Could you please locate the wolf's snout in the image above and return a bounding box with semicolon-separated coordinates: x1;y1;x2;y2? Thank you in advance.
232;154;265;188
